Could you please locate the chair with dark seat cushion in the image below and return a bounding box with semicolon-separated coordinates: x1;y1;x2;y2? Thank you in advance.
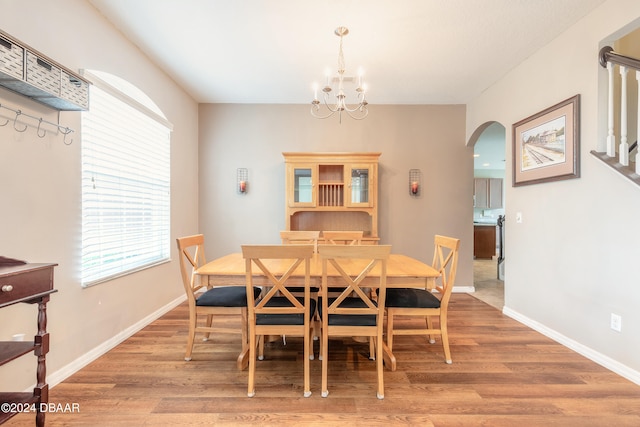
242;244;315;398
385;234;460;365
317;244;391;400
176;234;261;368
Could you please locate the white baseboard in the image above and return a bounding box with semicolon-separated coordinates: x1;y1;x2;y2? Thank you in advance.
454;285;475;293
46;295;186;389
503;306;640;386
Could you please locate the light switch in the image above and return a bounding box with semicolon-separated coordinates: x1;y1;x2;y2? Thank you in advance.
516;212;523;223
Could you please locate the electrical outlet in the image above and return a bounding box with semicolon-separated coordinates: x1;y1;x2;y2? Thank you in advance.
610;313;622;332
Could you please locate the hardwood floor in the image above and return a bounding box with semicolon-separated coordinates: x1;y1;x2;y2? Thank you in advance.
8;295;640;426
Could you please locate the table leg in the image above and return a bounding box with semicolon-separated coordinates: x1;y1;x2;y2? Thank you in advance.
382;341;397;371
237;348;250;370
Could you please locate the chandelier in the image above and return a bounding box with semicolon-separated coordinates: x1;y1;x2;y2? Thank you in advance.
311;26;368;123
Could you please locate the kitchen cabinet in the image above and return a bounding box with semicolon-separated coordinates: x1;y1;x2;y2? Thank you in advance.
474;225;497;259
284;152;380;243
474;178;503;209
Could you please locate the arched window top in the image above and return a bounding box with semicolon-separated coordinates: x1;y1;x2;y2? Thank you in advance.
83;69;169;125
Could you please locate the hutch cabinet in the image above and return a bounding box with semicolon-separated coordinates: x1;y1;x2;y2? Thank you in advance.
283;152;381;244
0;262;57;427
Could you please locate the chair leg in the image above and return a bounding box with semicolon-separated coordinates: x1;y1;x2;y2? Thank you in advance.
241;308;248;350
369;337;375;360
440;316;452;364
386;311;394;352
312;315;321;341
203;314;213;341
258;334;265;360
318;323;323;361
426;315;436;344
303;328;312;397
184;315;197;361
247;329;257;397
237;309;250;370
375;330;384;400
321;325;329;397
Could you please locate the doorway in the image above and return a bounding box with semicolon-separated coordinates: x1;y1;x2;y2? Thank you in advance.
470;122;506;310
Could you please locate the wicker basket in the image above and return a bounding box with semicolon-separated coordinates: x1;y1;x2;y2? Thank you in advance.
60;71;89;110
26;51;61;96
0;35;24;80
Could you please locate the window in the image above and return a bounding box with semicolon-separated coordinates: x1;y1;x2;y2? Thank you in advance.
81;70;172;287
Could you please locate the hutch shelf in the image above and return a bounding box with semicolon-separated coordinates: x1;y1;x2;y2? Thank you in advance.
283;152;381;244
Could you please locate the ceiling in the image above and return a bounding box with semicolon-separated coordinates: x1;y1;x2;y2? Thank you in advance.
88;0;605;105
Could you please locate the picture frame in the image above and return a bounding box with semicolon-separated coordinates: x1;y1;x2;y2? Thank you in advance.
512;94;580;186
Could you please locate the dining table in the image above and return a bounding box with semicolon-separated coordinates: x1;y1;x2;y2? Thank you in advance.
195;250;441;371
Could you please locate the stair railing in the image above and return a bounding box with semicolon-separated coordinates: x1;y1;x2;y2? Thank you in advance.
593;47;640;183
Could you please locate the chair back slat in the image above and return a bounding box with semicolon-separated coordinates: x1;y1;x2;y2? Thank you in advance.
323;230;364;245
242;244;314;317
280;230;320;252
176;234;207;297
319;245;391;317
432;235;460;306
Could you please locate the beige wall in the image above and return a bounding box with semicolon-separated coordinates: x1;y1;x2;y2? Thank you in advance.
198;104;474;286
0;0;199;391
467;0;640;379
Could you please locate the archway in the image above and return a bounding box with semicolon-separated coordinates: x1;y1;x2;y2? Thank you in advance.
468;121;506;310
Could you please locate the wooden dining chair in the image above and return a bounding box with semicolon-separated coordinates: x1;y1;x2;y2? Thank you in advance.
322;230;364;245
320;234;374;348
280;230;320;253
318;244;391;399
385;235;460;365
176;235;261;368
242;244;316;398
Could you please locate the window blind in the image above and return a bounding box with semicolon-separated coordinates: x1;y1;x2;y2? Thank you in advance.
81;82;170;286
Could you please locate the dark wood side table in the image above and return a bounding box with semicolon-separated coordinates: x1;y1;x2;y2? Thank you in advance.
0;263;57;427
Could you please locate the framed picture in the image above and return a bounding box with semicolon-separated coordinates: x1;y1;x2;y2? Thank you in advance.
512;94;580;186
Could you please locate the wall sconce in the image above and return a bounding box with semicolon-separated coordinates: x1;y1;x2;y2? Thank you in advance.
237;168;248;194
409;169;421;197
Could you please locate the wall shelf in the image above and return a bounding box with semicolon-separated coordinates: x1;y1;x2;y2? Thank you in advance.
0;29;89;111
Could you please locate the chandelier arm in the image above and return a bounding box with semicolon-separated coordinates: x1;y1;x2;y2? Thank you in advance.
345;109;369;120
310;109;337;120
342;103;367;113
310;104;337;119
321;93;340;112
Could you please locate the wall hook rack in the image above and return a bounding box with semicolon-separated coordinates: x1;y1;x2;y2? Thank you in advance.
0;102;75;145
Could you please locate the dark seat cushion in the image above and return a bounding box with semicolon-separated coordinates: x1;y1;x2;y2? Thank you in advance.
256;297;317;326
196;286;261;307
318;297;377;326
385;288;441;309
